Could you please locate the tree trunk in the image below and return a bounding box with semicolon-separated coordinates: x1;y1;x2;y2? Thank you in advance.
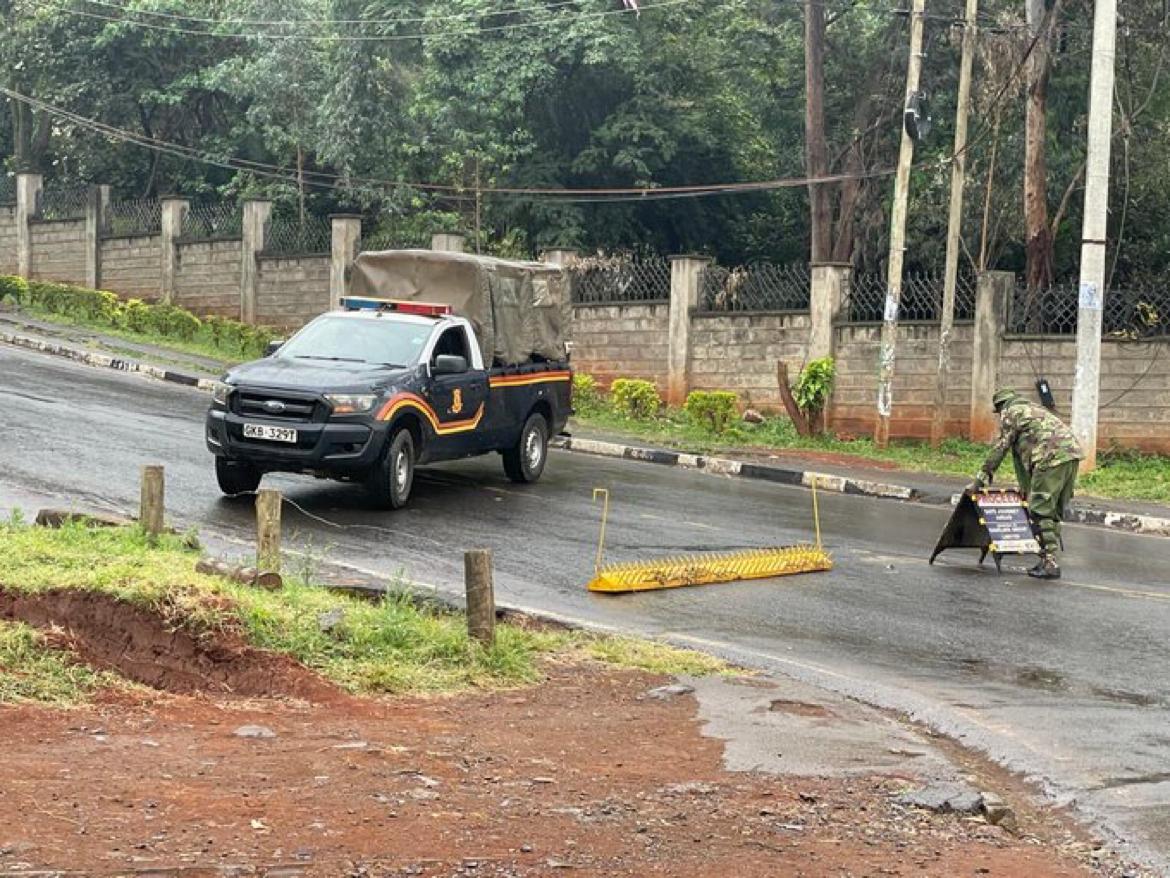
804;0;832;264
1024;0;1057;291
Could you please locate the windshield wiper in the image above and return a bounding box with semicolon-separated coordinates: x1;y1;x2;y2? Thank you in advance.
293;355;364;363
374;362;407;369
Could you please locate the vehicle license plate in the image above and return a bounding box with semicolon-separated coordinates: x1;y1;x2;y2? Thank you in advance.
243;423;297;443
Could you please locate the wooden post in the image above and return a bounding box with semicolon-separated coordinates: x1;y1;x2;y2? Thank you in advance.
464;549;495;647
140;465;165;537
255;488;282;572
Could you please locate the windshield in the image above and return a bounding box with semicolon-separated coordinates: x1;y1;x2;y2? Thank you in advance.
277;315;430;367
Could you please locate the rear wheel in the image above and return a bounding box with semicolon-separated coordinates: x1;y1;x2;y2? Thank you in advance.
215;457;262;497
368;427;415;509
503;413;549;483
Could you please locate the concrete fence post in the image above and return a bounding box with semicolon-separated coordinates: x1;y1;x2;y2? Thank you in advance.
809;262;850;362
667;254;712;407
85;184;110;289
159;197;189;304
431;232;466;253
15;173;42;279
540;248;579;267
330;214;362;312
969;271;1013;441
240;198;272;324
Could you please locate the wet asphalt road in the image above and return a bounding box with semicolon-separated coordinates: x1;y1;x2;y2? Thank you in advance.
2;344;1170;872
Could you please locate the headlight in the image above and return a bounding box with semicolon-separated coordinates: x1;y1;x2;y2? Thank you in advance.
211;381;233;406
325;393;378;415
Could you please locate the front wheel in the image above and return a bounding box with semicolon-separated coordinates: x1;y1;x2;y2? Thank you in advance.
503;413;549;483
367;428;415;509
215;457;262;497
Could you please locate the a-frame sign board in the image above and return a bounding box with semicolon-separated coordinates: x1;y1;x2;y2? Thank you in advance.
929;488;1041;571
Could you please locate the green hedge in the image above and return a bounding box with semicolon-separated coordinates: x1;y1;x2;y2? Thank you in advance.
0;275;274;359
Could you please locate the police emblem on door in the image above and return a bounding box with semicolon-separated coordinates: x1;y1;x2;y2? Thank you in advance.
451;388;463;415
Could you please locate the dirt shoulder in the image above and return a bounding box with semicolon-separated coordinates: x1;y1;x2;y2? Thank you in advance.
0;662;1121;878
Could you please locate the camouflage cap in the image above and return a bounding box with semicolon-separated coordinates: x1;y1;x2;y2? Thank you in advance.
992;388;1020;410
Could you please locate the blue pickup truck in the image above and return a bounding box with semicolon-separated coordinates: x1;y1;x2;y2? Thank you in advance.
206;251;573;508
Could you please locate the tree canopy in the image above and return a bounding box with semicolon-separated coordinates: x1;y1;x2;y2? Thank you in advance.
2;0;1167;281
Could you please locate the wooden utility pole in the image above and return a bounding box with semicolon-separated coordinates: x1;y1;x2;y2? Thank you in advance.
464;549;495;647
930;0;979;447
874;0;927;448
140;465;165;538
1070;0;1117;470
255;488;282;572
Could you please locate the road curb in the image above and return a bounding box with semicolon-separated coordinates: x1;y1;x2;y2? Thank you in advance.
555;435;1170;539
553;435;919;501
0;330;217;392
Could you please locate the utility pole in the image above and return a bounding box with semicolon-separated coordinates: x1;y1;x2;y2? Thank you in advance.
1069;0;1117;471
930;0;978;447
874;0;927;448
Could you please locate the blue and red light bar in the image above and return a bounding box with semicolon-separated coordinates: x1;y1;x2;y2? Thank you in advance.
340;296;452;317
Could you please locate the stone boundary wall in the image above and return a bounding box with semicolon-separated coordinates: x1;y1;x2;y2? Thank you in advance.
689;311;811;409
0;207;17;275
28;220;86;285
831;323;975;439
569;302;671;390
99;235;163;301
174;240;242;318
256;254;331;330
999;337;1170;453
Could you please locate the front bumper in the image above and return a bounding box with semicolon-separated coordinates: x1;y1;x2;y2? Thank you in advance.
206;408;386;473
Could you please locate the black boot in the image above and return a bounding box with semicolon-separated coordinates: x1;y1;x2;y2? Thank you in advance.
1027;554;1061;580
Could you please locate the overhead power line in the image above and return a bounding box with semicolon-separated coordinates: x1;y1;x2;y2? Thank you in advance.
0;86;897;202
32;0;691;41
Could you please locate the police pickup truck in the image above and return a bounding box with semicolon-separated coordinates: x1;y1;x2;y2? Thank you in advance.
205;297;572;508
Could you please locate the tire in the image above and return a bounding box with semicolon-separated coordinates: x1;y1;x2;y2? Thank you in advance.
368;427;416;509
215;457;262;497
503;412;549;483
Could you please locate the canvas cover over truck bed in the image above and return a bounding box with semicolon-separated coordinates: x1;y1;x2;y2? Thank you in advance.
350;250;570;367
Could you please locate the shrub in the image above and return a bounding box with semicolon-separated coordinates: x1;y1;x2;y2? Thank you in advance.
611;378;661;420
794;357;836;418
147;304;202;340
684;390;739;434
0;275;28;304
572;373;604;415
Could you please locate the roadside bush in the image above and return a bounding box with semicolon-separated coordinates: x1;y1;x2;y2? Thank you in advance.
684;390;739;434
5;275;271;359
611;378;661;420
794;357;836;419
0;275;28;304
571;373;604;415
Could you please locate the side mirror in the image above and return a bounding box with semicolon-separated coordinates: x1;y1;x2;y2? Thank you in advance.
433;354;469;375
265;340;284;357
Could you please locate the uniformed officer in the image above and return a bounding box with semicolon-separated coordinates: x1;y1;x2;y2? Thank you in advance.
968;388;1083;580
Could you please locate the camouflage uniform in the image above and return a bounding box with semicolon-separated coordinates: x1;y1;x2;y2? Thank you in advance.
975;390;1083;570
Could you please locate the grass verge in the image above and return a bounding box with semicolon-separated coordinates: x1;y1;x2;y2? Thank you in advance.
0;621;128;706
0;519;726;704
573;408;1170;504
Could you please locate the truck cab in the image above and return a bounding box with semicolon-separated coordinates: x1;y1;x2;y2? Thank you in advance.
206;298;572;508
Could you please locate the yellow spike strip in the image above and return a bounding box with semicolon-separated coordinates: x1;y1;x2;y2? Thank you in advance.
587;544;833;593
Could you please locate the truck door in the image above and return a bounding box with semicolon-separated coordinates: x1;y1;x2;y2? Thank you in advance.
426;326;489;456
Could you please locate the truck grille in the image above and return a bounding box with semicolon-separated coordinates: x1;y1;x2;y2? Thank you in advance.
234;391;321;422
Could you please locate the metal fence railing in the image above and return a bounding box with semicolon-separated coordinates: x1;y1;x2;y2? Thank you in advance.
180;202;242;242
698;262;810;312
101;198;162;237
842;271;976;323
264;213;331;255
0;176;14;207
567;254;671;304
38;183;89;221
1008;282;1170;339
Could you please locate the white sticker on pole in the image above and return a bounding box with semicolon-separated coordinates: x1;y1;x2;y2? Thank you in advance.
884;293;899;323
1079;281;1102;311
